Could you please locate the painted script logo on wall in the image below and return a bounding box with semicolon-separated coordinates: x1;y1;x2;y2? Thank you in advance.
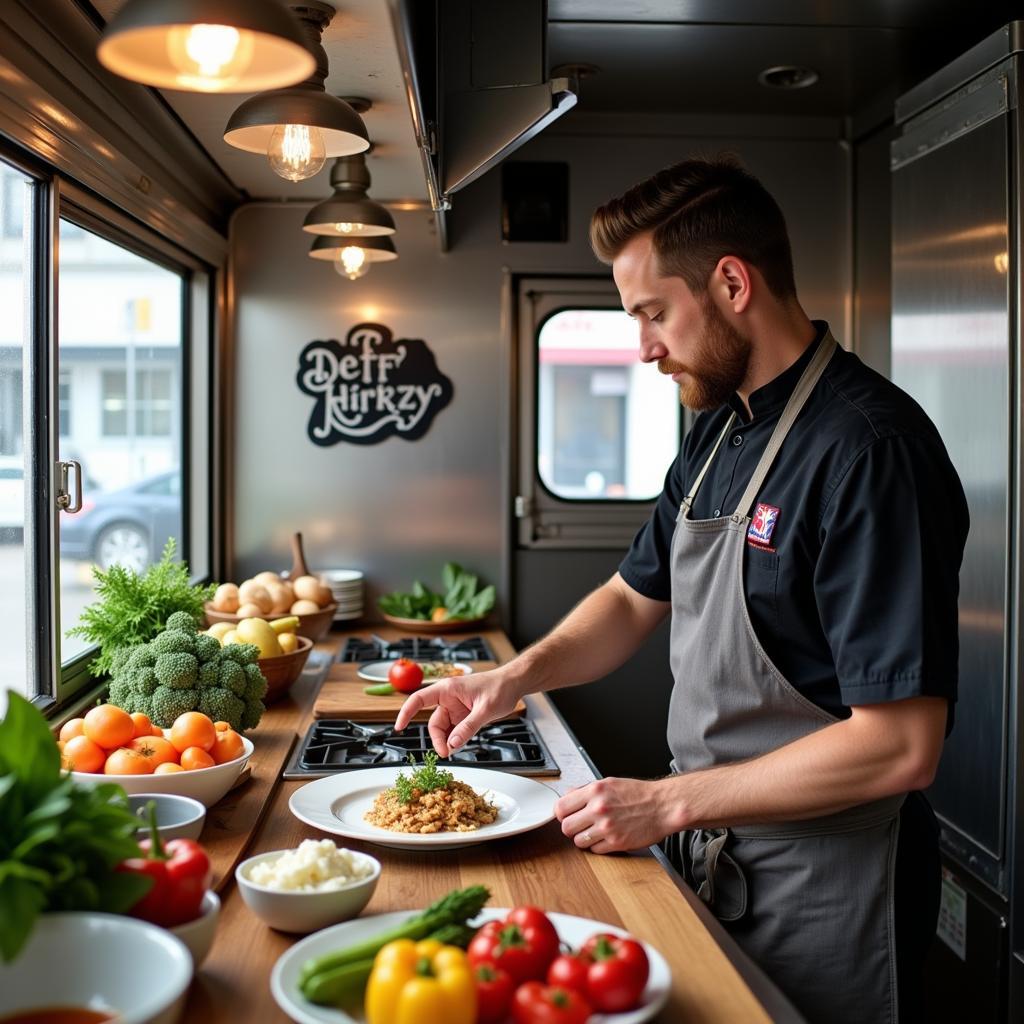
297;322;454;446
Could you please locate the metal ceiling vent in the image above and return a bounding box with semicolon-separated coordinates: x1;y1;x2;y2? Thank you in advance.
757;65;820;90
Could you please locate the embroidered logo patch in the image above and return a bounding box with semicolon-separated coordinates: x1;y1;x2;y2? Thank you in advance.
748;503;780;549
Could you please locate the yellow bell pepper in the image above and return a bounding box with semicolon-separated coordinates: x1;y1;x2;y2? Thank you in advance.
365;938;476;1024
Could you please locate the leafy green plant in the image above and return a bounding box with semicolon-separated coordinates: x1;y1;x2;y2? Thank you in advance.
377;562;495;622
0;693;152;963
66;538;217;676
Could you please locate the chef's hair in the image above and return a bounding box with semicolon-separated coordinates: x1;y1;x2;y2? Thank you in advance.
590;155;798;300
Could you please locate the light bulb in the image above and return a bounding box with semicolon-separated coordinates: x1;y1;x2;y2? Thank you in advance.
268;124;326;182
334;222;364;234
334;246;368;280
166;25;254;92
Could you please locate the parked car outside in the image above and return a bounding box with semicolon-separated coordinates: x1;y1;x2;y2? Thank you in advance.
60;470;181;572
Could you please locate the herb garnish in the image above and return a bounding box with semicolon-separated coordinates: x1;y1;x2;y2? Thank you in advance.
393;752;454;804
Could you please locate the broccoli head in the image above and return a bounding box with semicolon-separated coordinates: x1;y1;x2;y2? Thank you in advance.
220;642;260;666
107;676;132;708
126;645;157;674
194;633;221;663
197;660;220;689
151;629;196;657
130;694;156;723
218;659;247;698
243;664;269;703
109;647;133;677
132;665;159;696
198;689;245;730
165;611;199;633
154;651;199;689
150;685;199;727
241;699;264;731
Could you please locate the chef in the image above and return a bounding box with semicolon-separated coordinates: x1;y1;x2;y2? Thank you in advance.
396;156;968;1024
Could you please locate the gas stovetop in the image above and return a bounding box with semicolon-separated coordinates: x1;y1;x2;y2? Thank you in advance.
283;718;559;778
338;635;495;664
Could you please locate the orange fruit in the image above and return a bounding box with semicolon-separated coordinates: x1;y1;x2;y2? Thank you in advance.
151;724;166;737
130;712;154;739
211;729;245;765
61;735;106;773
129;735;179;769
179;746;215;771
59;717;86;743
170;712;217;753
213;721;231;732
83;705;135;750
154;762;184;774
104;747;154;775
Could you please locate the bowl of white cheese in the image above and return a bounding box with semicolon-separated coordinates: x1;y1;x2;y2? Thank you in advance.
235;839;380;933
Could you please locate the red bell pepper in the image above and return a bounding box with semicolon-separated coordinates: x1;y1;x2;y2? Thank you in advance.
118;801;211;927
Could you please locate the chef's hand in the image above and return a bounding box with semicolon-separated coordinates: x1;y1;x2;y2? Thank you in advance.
555;777;680;854
394;669;525;757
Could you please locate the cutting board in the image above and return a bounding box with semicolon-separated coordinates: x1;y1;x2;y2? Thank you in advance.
312;661;527;721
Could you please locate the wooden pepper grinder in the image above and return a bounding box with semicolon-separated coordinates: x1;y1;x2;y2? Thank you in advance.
289;531;310;580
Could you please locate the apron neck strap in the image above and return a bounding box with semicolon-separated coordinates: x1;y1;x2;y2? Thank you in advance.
682;413;736;513
731;330;838;522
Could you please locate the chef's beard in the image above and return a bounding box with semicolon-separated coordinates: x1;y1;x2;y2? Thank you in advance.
658;296;751;412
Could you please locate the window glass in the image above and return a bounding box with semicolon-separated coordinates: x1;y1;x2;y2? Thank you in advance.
0;162;29;715
537;309;680;500
58;220;184;665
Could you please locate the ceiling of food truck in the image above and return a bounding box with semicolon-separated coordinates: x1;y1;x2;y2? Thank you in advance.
87;0;1011;204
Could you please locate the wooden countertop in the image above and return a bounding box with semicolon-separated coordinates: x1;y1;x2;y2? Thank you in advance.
185;626;802;1023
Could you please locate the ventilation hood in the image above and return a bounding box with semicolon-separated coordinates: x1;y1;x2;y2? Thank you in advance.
390;0;576;222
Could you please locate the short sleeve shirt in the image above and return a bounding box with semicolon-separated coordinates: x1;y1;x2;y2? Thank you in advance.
619;321;969;723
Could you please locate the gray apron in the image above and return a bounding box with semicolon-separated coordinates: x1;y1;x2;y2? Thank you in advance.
662;332;904;1024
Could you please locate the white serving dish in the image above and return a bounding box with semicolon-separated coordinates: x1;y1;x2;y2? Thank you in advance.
235;848;381;933
71;735;253;808
169;890;220;968
127;792;207;841
0;911;193;1024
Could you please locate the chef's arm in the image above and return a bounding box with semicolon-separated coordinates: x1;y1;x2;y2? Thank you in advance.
506;572;670;695
664;696;947;829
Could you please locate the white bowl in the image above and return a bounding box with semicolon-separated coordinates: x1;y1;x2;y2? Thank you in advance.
71;736;253;808
235;848;381;933
128;793;207;841
169;890;220;968
0;911;192;1024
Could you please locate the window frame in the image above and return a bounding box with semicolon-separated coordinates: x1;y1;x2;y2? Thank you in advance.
51;178;215;709
514;274;688;550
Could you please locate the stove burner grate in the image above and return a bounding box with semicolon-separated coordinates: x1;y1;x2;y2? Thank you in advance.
284;717;559;777
338;635;495;664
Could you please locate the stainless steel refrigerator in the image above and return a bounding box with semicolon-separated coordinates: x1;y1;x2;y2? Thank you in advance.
890;22;1023;1022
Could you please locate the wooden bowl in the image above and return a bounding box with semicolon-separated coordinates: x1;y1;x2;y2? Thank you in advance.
380;613;488;635
258;636;314;703
204;602;337;641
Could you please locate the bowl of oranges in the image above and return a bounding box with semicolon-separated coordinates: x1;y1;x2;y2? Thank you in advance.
59;705;253;808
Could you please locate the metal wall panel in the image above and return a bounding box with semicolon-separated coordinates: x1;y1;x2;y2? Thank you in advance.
891;113;1011;890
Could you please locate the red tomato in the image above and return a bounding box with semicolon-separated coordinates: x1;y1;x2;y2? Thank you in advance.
547;953;590;995
388;658;424;693
468;906;560;984
578;932;650;1013
511;981;592;1024
474;961;516;1024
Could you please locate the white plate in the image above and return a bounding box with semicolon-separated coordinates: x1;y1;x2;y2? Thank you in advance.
271;908;672;1024
289;766;556;850
356;661;473;682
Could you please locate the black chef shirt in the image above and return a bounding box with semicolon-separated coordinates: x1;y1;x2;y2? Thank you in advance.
619;321;969;724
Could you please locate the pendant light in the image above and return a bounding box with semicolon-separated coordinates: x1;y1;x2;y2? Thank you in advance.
302;121;396;237
224;2;369;183
97;0;315;93
309;234;397;280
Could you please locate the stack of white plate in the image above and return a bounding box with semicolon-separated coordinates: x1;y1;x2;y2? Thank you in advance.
320;569;365;622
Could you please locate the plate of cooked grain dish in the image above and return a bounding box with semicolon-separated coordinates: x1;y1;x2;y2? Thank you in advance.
355;660;472;683
288;755;558;850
